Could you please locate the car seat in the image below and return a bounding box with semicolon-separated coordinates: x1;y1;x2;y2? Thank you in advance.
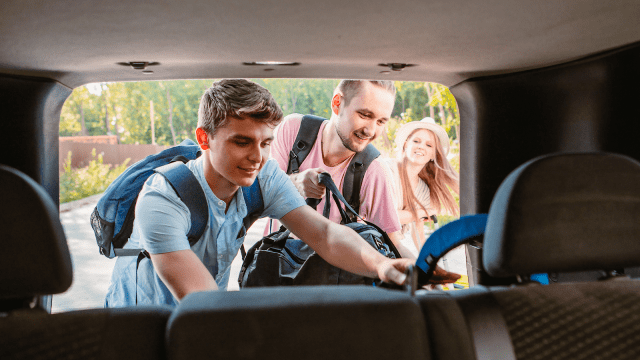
418;153;640;360
0;164;171;360
166;286;430;360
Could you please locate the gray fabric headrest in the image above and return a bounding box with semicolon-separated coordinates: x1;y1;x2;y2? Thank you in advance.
483;153;640;277
0;165;72;299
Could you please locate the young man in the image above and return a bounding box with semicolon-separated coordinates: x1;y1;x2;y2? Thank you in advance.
268;80;460;284
267;80;413;256
104;79;411;308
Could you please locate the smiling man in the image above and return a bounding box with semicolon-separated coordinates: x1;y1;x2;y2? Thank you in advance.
266;81;460;287
266;81;410;249
104;79;412;307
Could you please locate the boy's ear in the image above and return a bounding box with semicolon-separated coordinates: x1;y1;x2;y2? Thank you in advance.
195;128;210;150
331;93;342;116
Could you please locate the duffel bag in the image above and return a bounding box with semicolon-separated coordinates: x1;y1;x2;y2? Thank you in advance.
239;172;400;288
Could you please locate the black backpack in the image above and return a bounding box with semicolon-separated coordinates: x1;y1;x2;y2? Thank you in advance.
238;172;401;288
287;115;380;221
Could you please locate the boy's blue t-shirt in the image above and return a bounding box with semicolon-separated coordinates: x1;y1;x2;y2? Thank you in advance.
104;157;306;307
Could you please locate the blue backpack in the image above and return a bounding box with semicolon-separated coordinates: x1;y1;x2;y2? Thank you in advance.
89;139;264;259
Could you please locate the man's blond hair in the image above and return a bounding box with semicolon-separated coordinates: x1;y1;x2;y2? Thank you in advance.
336;80;396;106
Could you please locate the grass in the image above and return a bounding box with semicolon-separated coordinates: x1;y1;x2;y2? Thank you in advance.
60;149;129;203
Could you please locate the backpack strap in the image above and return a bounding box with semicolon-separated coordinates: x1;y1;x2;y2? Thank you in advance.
342;144;380;221
155;162;208;246
238;178;264;259
287;115;325;174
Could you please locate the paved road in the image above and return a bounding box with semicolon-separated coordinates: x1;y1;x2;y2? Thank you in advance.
52;198;267;312
52;198;466;312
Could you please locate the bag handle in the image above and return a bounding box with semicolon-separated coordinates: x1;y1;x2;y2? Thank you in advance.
317;172;363;223
318;172;402;260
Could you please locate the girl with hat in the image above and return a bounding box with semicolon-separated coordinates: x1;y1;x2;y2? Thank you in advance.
385;117;460;258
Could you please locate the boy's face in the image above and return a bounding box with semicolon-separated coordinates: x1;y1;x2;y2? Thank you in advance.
197;117;274;189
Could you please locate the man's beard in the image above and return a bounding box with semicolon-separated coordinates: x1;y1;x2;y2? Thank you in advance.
336;126;370;153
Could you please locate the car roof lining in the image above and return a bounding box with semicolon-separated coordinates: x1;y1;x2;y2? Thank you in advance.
2;0;640;88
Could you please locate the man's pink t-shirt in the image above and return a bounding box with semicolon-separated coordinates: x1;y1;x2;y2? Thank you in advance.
265;114;401;235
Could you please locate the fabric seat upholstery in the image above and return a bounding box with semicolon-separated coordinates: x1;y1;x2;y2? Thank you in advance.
0;165;172;360
167;286;430;360
418;153;640;360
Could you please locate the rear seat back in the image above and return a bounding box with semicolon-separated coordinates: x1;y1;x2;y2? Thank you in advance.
418;153;640;360
0;165;171;360
484;152;640;277
167;286;429;360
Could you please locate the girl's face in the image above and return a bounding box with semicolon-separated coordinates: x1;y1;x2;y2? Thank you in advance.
404;129;436;166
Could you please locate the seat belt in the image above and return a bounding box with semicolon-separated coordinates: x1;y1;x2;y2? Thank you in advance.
455;286;517;360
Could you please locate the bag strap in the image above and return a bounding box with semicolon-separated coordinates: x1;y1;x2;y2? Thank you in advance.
456;286;517;360
155;162;209;245
318;172;402;259
318;172;363;222
287;115;325;175
286;115;326;209
285;114;379;216
114;158;265;260
342;144;380;220
237;178;264;259
114;162;208;257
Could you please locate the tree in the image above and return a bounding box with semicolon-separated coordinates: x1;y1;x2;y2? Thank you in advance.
60;80;458;152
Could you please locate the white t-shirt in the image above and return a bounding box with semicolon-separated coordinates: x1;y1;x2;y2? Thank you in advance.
382;157;432;257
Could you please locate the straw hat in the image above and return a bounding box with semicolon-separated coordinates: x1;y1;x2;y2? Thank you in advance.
394;117;450;157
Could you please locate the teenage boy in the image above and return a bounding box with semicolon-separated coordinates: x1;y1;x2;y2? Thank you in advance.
104;79;412;308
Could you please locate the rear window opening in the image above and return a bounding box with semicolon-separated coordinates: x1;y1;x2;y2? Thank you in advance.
54;79;463;312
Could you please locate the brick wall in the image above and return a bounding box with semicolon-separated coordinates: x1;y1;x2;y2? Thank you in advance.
59;139;168;172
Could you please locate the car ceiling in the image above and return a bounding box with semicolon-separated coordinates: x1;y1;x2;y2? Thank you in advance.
2;0;640;88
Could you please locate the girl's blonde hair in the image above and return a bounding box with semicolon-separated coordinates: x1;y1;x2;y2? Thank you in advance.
398;128;460;235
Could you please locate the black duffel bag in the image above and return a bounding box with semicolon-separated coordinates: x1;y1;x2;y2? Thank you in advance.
238;172;401;288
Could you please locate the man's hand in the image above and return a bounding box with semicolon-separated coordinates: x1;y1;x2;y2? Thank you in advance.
290;168;326;198
428;265;461;284
376;258;414;285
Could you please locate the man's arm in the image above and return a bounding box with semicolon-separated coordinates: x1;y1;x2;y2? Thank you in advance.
280;205;411;284
150;250;218;301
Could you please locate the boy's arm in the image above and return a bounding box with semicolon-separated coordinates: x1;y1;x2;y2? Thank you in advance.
135;176;217;302
280;205;411;284
150;250;218;301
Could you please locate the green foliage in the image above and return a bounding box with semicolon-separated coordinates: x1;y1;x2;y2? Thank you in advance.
59;149;130;203
373;83;460;157
61;79;458;146
255;79;339;118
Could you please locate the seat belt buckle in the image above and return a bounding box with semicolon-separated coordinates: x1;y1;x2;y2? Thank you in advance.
403;264;418;296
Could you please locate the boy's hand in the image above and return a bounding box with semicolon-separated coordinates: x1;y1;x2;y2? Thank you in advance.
376;258;414;285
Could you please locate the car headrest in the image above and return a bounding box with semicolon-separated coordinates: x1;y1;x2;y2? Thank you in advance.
0;165;72;299
483;153;640;278
168;286;428;360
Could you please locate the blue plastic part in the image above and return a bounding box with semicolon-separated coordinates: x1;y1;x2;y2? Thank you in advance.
416;214;489;275
530;273;550;285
